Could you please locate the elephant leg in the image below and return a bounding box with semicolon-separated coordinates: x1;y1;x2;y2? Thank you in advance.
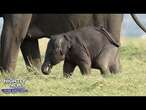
107;14;123;44
110;62;120;74
20;38;42;72
97;57;110;77
97;46;113;77
0;36;21;73
63;60;76;78
0;14;32;73
93;14;123;44
110;49;121;74
78;61;91;76
99;65;110;77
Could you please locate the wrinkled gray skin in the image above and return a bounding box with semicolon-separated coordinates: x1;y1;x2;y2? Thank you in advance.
0;14;143;73
42;26;120;77
0;14;123;73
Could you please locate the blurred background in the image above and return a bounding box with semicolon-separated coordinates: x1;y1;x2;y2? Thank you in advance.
0;14;146;37
121;14;146;37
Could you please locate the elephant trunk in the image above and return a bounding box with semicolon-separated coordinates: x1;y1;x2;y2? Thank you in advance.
41;61;53;75
131;14;146;33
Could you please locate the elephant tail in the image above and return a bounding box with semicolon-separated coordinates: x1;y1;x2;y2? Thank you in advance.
95;26;120;48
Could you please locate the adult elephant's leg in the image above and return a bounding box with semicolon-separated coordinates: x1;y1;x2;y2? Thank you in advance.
20;38;42;72
0;14;32;73
93;14;107;26
93;14;123;44
105;14;123;74
107;14;123;44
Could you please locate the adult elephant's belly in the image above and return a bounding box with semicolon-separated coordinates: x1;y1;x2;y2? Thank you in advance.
27;14;94;39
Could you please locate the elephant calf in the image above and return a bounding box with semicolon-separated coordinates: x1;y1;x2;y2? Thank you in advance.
41;26;120;77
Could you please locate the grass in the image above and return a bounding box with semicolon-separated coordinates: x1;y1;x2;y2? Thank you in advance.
0;37;146;96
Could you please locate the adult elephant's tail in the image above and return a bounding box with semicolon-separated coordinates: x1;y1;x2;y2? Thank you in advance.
131;14;146;33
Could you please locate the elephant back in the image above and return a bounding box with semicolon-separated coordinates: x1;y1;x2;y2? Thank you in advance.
30;14;94;35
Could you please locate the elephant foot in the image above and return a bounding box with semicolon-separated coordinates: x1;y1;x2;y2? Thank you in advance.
0;67;14;74
101;73;111;78
63;73;72;78
26;65;42;75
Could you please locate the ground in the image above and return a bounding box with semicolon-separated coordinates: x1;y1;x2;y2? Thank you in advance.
0;37;146;96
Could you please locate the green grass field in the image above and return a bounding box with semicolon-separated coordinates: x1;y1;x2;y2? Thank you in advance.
0;37;146;96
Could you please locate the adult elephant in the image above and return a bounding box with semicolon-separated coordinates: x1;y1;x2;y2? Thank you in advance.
0;14;124;73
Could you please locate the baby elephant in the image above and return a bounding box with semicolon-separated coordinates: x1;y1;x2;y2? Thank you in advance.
41;26;120;77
